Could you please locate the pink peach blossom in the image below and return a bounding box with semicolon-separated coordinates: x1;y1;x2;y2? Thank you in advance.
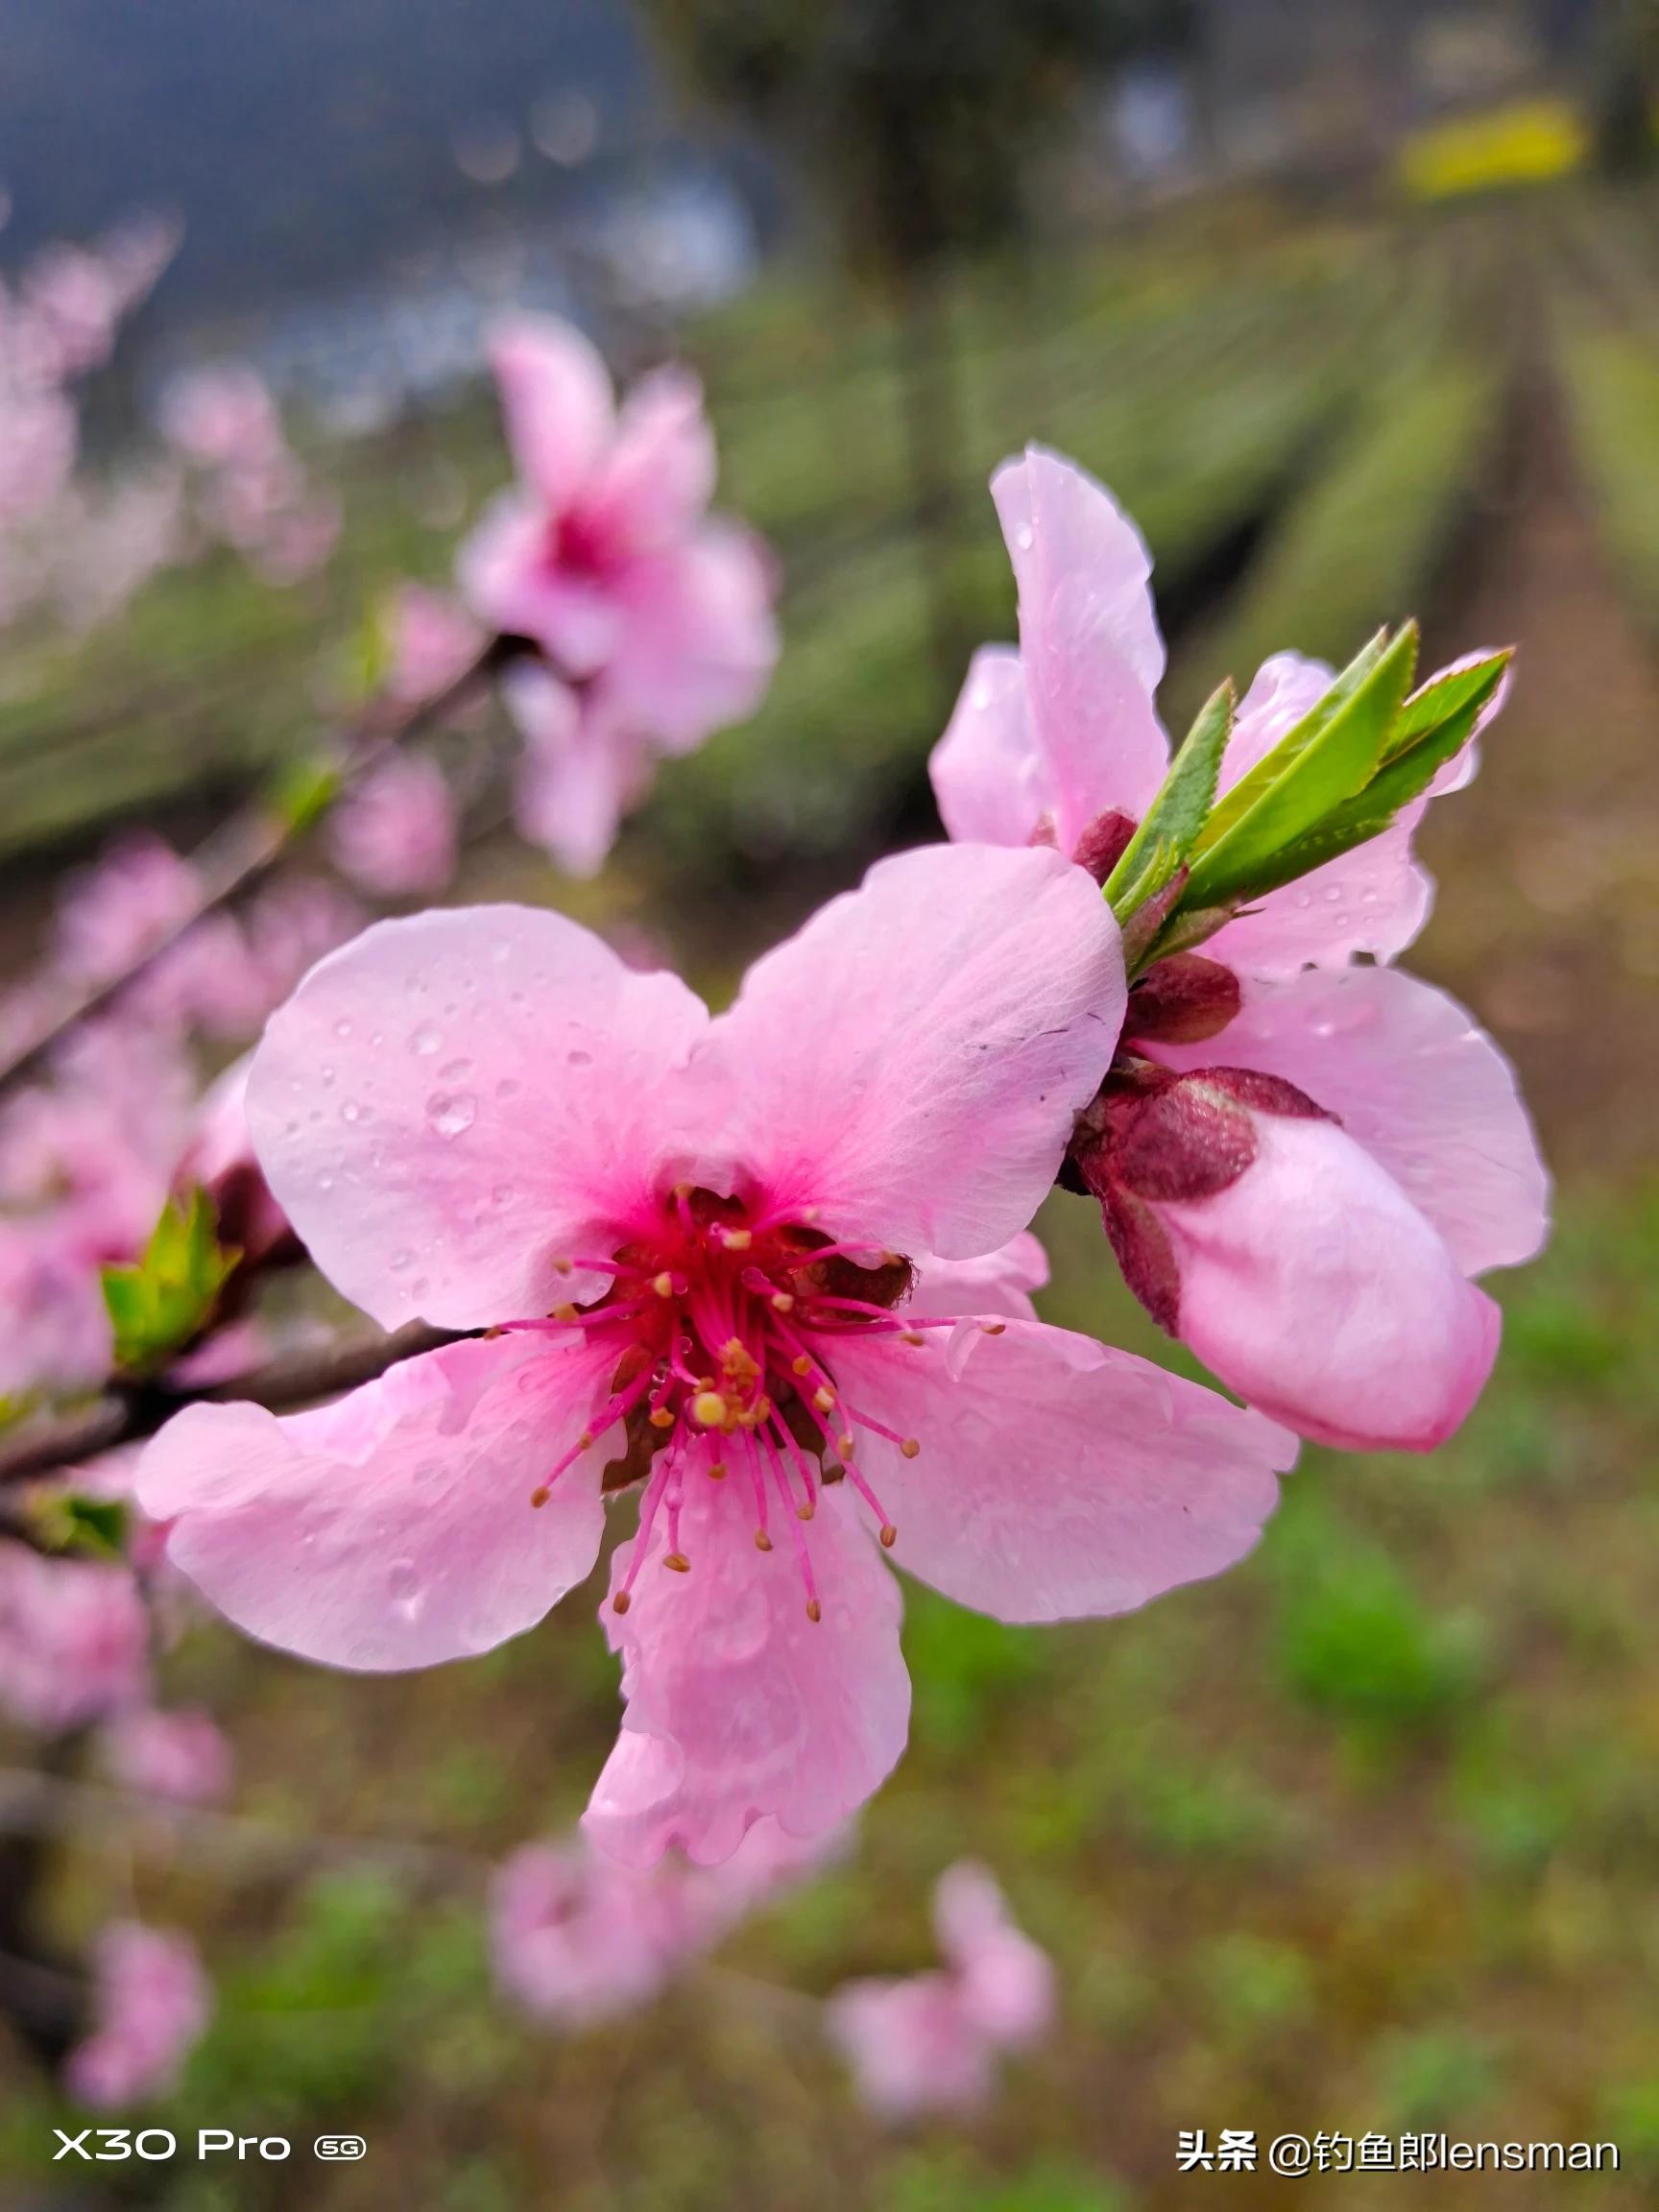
327;755;459;899
138;847;1293;1860
932;446;1548;1450
493;1815;834;2029
172;1055;294;1267
65;1923;211;2109
0;1544;150;1735
100;1707;233;1806
458;316;777;870
828;1862;1052;2121
384;583;486;707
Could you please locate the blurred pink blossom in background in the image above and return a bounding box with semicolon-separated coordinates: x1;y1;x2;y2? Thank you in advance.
328;754;459;899
828;1863;1054;2121
64;1923;211;2109
100;1707;233;1807
459;315;778;873
0;1546;150;1736
492;1816;839;2030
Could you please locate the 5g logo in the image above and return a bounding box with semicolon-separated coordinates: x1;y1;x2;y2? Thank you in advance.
315;2135;368;2161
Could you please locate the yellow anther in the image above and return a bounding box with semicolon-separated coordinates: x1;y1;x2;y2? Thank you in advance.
551;1304;579;1322
552;1258;573;1277
529;1485;550;1509
835;1432;855;1458
812;1385;835;1412
796;1502;815;1522
791;1355;813;1377
649;1407;675;1431
663;1552;691;1575
878;1523;898;1549
652;1271;675;1298
771;1291;795;1312
721;1227;753;1251
612;1590;632;1614
576;1429;593;1450
901;1437;921;1459
708;1460;727;1480
484;1325;505;1339
980;1320;1007;1336
690;1390;728;1429
901;1331;925;1347
805;1599;823;1623
755;1529;774;1552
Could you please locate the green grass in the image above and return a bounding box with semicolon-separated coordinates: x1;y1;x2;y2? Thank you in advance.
1558;323;1659;639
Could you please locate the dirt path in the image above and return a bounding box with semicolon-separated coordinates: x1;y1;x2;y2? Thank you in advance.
1415;367;1659;1185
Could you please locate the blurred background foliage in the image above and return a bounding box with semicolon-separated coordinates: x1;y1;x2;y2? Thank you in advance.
5;0;1659;2204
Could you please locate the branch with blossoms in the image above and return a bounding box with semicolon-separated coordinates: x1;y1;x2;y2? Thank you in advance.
2;301;1549;2118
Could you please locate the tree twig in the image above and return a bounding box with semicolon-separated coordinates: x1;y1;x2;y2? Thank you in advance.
0;633;523;1095
0;1320;468;1490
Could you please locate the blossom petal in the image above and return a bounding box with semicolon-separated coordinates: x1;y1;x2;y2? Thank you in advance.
992;446;1169;845
490;317;613;510
137;1334;612;1671
505;665;645;878
246;903;709;1329
827;1321;1292;1623
583;1479;909;1867
1153;1115;1502;1452
929;647;1046;847
606;521;779;753
905;1232;1049;1323
455;493;623;674
1153;966;1550;1276
582;366;716;556
696;843;1125;1262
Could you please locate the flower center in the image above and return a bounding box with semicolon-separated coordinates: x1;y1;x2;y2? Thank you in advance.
522;1186;944;1620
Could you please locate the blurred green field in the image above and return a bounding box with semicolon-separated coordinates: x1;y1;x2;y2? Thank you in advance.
5;181;1659;2208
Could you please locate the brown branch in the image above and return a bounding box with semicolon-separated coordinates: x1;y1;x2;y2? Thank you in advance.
0;633;524;1096
0;1320;469;1490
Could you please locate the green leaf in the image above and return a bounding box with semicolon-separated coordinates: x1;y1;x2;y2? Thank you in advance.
1180;623;1419;912
101;1188;241;1376
1226;689;1488;902
1103;680;1235;923
33;1492;132;1561
268;749;344;835
1383;648;1510;763
1184;628;1392;864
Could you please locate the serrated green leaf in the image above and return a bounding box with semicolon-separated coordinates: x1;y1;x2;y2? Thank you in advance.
1222;690;1488;903
1185;627;1392;866
101;1189;241;1375
1180;623;1419;913
1383;648;1510;762
1103;680;1235;923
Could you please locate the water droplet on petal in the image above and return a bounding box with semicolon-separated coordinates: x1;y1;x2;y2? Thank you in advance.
410;1022;443;1057
566;1046;593;1068
334;1018;354;1039
426;1090;477;1139
340;1101;363;1124
440;1056;474;1082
